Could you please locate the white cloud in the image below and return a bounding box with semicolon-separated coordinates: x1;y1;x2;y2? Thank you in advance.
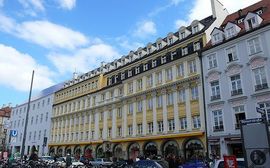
18;0;45;13
48;43;120;74
174;0;261;29
133;20;157;39
57;0;76;10
115;36;144;52
0;14;89;50
174;19;188;29
0;44;55;92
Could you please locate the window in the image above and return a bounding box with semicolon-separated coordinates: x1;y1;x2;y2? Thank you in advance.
233;105;246;129
158;121;164;132
226;46;237;62
180;118;187;130
137;79;143;91
226;27;235;38
147;75;153;87
148;47;152;54
168;119;175;131
143;64;148;71
210;81;220;100
128;70;132;77
247;37;261;55
168;37;173;45
253;67;268;91
135;67;140;74
117;107;122;118
212;110;224;132
32;104;35;110
171;51;177;60
31;117;33;125
156;71;162;84
148;122;153;133
128;103;133;115
231;74;243;96
246;17;256;29
166;68;173;81
118;87;123;96
213;33;220;43
180;32;185;39
193;25;199;33
208;54;217;69
128;125;133;136
137;124;143;135
47;98;50;105
191;86;199;100
45;112;48;122
147;98;153;110
101;94;105;101
117;127;122;137
192;116;201;128
99;112;103;121
161;56;166;64
110;91;114;98
177;63;184;77
193;42;200;51
157;95;163;108
188;60;197;73
178;89;185;103
40;114;43;123
258;102;270;121
167;92;174;106
38;130;41;140
137;101;143;112
128;82;133;93
158;43;162;50
99;129;102;138
182;47;188;56
121;73;125;80
152;60;157;67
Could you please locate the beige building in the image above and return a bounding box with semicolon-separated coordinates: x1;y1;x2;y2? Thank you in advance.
49;0;228;160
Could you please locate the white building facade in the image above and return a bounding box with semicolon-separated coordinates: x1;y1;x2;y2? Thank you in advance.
8;84;63;156
201;0;270;158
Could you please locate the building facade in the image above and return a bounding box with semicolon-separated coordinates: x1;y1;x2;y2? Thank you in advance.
0;105;11;152
8;84;63;156
49;0;228;160
201;0;270;158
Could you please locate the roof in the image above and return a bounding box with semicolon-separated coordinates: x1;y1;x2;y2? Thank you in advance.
203;0;270;51
0;107;11;117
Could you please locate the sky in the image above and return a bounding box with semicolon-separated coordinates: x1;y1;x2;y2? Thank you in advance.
0;0;261;107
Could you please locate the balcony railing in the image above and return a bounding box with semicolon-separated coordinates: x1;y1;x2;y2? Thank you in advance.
213;125;224;132
231;89;243;96
211;95;221;101
255;83;268;91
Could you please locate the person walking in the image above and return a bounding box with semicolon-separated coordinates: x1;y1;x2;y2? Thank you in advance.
66;153;72;168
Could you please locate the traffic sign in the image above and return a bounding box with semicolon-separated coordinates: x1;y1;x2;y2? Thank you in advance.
10;130;18;137
224;155;238;168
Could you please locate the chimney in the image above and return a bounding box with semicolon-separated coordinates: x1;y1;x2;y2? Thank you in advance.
211;0;228;19
238;9;243;17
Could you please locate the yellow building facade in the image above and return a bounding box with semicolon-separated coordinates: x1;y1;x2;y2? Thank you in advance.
49;8;228;160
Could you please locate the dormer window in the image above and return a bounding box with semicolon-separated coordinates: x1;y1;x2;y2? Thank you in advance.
138;52;142;57
161;56;166;64
108;78;112;85
152;60;157;67
147;47;152;54
180;32;185;39
213;33;220;42
182;47;188;56
171;51;177;60
115;75;118;82
168;37;173;45
135;67;140;74
158;43;162;50
193;25;199;34
226;27;235;39
247;17;256;30
143;64;148;71
256;10;263;15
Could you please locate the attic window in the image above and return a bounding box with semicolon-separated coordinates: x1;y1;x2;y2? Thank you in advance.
121;73;125;80
135;67;140;74
161;56;167;64
182;47;188;56
213;33;221;42
256;10;263;15
128;70;132;77
193;42;200;51
180;32;185;39
138;52;142;57
158;43;162;50
193;25;199;34
143;64;148;71
168;37;173;45
247;17;256;30
226;27;235;38
147;47;152;54
237;18;244;24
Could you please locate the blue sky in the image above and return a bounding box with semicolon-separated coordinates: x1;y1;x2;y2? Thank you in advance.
0;0;260;106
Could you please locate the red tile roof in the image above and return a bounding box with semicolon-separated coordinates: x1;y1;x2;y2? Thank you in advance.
203;0;270;50
0;107;11;117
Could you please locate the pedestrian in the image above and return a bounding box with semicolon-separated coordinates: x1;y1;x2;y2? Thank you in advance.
66;153;72;168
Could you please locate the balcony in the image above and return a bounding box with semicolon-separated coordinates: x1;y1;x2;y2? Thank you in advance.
255;83;268;91
231;89;243;96
211;95;221;101
213;125;224;132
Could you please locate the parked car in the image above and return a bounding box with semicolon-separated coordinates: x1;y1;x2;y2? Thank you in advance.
133;160;163;168
89;158;113;167
40;156;54;164
110;160;130;168
209;158;245;168
56;157;85;167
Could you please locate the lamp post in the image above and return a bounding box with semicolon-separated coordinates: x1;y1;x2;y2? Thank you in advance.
21;70;34;159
